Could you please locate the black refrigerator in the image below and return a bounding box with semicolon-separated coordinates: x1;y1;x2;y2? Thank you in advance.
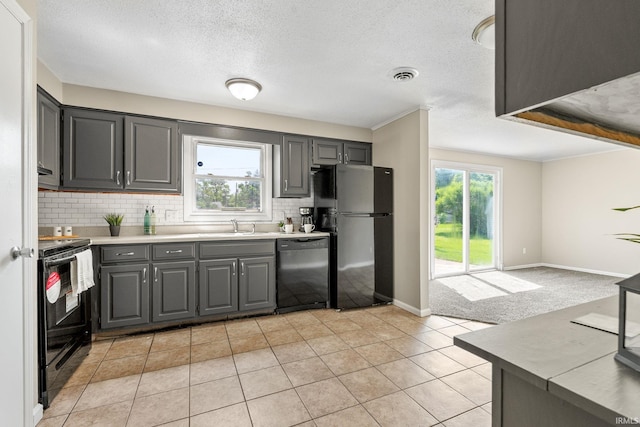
314;164;394;309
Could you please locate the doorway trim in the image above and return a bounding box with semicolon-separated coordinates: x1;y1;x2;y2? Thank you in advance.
430;160;503;279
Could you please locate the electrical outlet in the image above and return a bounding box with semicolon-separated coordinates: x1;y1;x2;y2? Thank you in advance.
165;210;177;222
522;247;527;255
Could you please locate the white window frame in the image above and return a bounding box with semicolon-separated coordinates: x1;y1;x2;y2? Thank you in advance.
183;135;273;223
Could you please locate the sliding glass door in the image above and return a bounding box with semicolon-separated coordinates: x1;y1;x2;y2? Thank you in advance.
432;162;500;278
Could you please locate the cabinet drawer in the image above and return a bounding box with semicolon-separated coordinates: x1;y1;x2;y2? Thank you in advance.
199;240;275;259
101;245;150;263
152;243;196;260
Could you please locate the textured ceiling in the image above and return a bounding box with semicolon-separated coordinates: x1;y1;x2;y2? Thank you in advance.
37;0;622;161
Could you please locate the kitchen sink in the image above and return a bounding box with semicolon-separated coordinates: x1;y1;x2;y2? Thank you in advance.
196;231;280;238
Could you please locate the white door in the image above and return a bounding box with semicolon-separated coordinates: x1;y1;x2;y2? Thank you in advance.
0;1;36;425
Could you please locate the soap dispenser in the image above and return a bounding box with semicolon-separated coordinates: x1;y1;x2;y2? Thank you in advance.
150;206;157;235
144;206;150;235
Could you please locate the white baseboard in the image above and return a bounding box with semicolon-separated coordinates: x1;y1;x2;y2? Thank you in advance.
504;263;629;278
503;263;543;271
393;299;432;318
540;263;629;278
33;403;43;426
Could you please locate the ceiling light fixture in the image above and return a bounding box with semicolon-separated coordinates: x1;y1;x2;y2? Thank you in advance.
472;15;495;49
225;78;262;101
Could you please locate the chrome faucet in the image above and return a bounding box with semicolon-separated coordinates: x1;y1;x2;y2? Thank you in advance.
230;219;238;233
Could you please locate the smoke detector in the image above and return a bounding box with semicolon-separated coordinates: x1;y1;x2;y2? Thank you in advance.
389;67;419;82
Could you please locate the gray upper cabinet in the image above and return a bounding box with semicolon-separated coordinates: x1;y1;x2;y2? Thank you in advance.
344;142;371;166
274;135;310;197
311;138;372;166
63;108;124;190
37;88;61;189
312;139;343;165
125;116;180;192
62;108;179;193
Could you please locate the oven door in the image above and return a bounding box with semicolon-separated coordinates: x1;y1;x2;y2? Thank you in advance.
39;256;91;407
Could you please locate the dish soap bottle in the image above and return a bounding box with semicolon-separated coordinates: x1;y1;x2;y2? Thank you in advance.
144;206;150;235
150;206;157;235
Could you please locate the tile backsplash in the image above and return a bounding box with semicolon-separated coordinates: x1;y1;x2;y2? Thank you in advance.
38;191;314;227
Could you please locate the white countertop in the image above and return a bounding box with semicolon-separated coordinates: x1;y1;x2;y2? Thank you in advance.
89;231;331;245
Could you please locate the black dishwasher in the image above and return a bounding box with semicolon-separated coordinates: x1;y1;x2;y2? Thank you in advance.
276;237;329;313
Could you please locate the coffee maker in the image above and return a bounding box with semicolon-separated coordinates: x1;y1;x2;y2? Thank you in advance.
299;207;314;232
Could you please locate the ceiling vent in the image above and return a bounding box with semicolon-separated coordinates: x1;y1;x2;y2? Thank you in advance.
389;67;419;82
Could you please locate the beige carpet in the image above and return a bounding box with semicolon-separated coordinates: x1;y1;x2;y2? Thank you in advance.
429;267;620;324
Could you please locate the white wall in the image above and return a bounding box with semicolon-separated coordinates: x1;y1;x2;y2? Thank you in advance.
542;148;640;276
37;60;62;100
429;148;543;269
372;109;430;315
59;84;372;143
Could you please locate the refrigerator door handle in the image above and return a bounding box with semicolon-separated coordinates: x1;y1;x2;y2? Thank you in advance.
341;213;373;217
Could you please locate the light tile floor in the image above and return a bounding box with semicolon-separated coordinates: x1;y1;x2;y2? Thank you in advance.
38;305;494;427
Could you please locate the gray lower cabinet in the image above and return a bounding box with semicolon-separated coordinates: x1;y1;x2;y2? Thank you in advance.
238;256;276;311
98;240;275;330
100;263;150;329
37;88;60;189
199;258;238;316
198;240;276;317
152;261;196;322
273;135;310;197
311;138;372;166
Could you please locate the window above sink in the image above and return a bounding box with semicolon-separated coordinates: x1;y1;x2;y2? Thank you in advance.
182;135;273;223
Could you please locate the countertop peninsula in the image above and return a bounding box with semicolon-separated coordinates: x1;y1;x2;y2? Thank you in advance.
455;295;640;426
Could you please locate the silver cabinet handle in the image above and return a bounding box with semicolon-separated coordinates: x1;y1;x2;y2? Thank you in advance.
154;267;158;282
338;153;342;163
232;261;236;276
116;252;135;256
143;267;147;284
11;246;34;260
284;179;288;192
126;171;131;185
116;170;121;185
166;250;183;254
345;153;349;163
241;262;245;276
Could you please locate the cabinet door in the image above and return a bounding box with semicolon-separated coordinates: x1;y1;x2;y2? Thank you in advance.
344;142;372;165
37;89;60;189
100;264;149;329
63;108;124;190
279;135;310;197
312;139;343;165
238;256;275;312
124;116;180;192
199;259;238;316
152;261;196;323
